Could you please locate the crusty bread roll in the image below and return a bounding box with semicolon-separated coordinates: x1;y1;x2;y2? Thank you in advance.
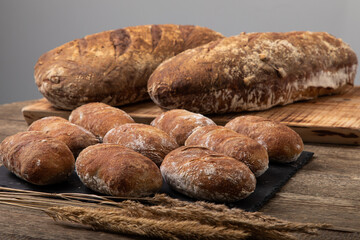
225;116;304;162
76;144;163;197
34;24;224;110
28;116;99;156
148;31;358;114
103;123;178;166
151;109;216;146
185;125;268;177
161;146;256;202
0;131;75;185
69;102;134;138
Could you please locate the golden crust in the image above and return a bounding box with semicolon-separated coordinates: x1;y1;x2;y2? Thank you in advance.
0;131;75;185
103;123;178;166
150;109;216;146
69;102;135;138
34;24;224;110
148;31;358;114
160;146;256;202
185;126;269;177
28;116;99;156
225;115;304;162
76;144;163;197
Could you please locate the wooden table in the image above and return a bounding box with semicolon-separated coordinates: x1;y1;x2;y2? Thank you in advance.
0;100;359;240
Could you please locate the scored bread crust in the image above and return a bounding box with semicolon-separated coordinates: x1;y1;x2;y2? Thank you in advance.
0;131;75;185
103;123;178;166
225;115;304;162
34;24;224;110
148;31;358;114
161;146;256;202
185;125;269;177
28;116;99;156
76;144;163;197
69;102;135;138
151;109;216;146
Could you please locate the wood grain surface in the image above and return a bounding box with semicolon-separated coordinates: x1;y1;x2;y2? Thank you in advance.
22;87;360;145
1;100;360;239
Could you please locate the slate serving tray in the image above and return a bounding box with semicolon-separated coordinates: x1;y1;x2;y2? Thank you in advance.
0;151;313;212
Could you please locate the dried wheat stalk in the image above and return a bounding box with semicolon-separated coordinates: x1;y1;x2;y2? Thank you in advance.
0;187;329;240
46;206;250;240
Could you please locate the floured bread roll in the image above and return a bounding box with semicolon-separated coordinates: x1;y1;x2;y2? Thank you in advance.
225;115;304;162
161;146;256;202
151;109;216;145
103;123;178;166
76;144;163;197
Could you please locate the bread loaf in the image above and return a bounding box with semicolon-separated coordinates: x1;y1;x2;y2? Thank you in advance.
35;24;224;110
185;125;268;177
76;144;163;197
151;109;216;145
0;131;75;185
225;116;304;162
69;102;134;138
148;31;358;114
28;116;99;156
103;123;178;166
161;146;256;202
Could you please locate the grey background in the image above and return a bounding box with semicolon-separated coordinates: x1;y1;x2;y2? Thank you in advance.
0;0;359;105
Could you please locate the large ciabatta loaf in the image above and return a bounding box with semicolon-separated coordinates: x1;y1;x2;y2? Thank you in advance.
69;102;134;138
151;109;216;146
76;144;163;197
103;123;178;166
148;31;358;114
161;146;256;202
28;116;99;156
34;24;224;110
225;116;304;163
185;125;268;177
0;131;75;185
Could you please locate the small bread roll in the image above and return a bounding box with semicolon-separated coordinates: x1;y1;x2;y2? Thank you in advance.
69;102;134;138
0;131;75;185
28;116;99;156
225;116;304;162
185;125;268;177
103;123;178;166
151;109;216;146
76;144;163;197
161;146;256;202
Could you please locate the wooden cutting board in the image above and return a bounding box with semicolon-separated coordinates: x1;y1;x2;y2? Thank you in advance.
22;86;360;145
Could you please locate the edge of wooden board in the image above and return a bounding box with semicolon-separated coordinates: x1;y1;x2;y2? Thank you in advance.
22;88;360;145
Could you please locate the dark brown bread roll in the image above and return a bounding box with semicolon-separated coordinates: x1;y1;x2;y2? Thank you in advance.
225;116;304;162
0;131;75;185
185;125;268;177
148;31;358;114
161;146;256;202
69;102;134;138
34;24;224;110
103;123;178;166
76;144;163;197
28;116;99;156
151;109;216;146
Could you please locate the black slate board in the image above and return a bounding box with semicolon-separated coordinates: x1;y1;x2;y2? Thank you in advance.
0;151;313;212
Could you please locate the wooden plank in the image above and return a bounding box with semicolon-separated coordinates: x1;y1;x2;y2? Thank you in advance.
0;119;28;141
280;170;360;201
294;231;360;240
0;100;38;121
22;87;360;145
303;144;360;176
261;192;360;232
